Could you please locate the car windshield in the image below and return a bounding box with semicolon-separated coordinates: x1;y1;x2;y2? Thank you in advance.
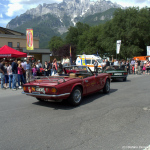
105;65;126;71
64;65;93;75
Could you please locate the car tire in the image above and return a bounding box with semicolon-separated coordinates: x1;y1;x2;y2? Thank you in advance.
123;77;127;81
103;79;110;94
68;86;82;106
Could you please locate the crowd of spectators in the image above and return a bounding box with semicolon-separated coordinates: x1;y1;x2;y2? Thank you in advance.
101;58;150;75
0;57;64;90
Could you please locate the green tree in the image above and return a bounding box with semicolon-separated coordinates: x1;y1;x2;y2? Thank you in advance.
78;25;103;55
65;22;90;46
49;36;64;55
101;7;150;59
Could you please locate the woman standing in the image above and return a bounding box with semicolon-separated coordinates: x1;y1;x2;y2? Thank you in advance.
43;61;49;76
52;58;58;75
18;62;25;89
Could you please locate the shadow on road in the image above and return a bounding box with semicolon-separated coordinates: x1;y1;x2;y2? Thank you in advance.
111;79;131;82
32;88;118;110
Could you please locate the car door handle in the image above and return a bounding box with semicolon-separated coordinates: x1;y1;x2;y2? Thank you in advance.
85;80;88;83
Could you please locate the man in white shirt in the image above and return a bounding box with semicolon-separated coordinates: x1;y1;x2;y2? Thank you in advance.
114;59;119;66
38;60;42;68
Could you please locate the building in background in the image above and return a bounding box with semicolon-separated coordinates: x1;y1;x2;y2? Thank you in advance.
0;27;51;65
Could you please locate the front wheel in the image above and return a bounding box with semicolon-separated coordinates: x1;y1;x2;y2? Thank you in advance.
103;79;110;94
68;87;82;106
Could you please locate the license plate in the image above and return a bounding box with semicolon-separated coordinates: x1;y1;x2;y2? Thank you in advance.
36;88;44;92
114;73;122;75
32;92;40;94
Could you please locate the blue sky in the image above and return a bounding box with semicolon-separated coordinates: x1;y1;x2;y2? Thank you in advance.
0;0;150;28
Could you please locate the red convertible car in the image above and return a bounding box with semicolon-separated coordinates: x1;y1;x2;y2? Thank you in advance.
22;66;111;106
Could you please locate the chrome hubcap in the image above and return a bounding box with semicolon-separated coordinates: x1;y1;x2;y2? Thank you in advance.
73;89;81;103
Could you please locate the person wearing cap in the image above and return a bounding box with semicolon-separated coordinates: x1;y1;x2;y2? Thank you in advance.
38;60;42;68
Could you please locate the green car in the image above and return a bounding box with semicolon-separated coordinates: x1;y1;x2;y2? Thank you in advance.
103;65;128;81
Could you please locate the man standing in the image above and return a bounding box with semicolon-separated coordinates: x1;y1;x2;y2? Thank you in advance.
21;59;27;83
137;58;141;75
94;59;98;75
26;60;31;83
0;60;6;89
103;59;110;70
101;59;106;71
12;58;18;90
114;59;119;66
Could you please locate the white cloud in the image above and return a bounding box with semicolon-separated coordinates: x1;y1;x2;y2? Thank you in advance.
6;3;24;17
109;0;150;7
0;14;3;18
5;0;63;17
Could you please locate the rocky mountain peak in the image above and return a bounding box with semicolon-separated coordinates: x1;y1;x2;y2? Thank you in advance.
6;0;122;31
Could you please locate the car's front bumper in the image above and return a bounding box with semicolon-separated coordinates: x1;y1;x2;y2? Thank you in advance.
22;92;70;99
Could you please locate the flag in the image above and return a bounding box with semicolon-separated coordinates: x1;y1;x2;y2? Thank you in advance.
147;46;150;56
116;40;121;54
26;28;34;50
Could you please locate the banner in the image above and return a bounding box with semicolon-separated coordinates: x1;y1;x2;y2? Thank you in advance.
116;40;121;54
147;46;150;56
26;29;34;50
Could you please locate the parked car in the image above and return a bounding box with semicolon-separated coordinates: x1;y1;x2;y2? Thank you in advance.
22;66;111;106
103;65;128;81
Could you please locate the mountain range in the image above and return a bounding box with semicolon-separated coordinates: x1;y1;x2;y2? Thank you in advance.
6;0;123;48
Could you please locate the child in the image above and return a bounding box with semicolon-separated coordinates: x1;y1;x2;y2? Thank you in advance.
132;65;134;74
142;64;146;75
32;65;37;76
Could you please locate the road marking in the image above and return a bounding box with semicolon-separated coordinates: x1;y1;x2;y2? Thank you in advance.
143;107;150;111
143;145;150;150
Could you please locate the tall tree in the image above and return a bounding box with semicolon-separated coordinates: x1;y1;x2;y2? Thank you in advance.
49;36;64;55
65;22;90;46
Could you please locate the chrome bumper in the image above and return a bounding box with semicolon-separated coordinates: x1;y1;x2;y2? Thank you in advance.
22;92;70;98
111;75;127;78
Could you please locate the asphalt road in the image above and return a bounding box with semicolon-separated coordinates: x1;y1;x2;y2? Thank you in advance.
0;74;150;150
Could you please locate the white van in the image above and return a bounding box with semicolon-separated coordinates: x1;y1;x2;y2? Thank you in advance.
76;55;103;72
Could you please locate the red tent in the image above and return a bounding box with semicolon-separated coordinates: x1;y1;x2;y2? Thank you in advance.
0;45;27;58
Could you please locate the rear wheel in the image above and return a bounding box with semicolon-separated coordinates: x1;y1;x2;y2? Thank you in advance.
68;87;82;106
103;79;110;94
